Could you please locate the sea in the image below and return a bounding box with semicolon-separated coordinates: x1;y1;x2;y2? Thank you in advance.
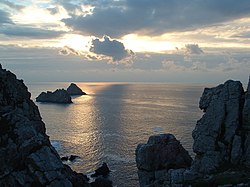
27;82;205;187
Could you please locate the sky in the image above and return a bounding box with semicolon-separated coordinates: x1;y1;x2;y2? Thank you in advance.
0;0;250;85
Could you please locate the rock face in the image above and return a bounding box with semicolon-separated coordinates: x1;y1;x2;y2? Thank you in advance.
67;83;86;95
136;134;192;171
191;80;245;174
0;65;90;186
136;79;250;186
135;134;192;186
36;89;72;103
243;76;250;130
91;163;111;178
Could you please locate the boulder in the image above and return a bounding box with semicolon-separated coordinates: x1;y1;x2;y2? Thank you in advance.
67;83;86;95
91;163;111;177
90;177;112;187
136;134;192;172
0;65;90;186
36;89;72;103
61;155;80;162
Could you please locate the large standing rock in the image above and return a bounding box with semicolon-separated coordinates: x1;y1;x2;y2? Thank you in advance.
136;134;192;171
36;89;72;103
136;134;192;186
243;76;250;130
191;80;245;174
0;65;89;186
67;83;86;95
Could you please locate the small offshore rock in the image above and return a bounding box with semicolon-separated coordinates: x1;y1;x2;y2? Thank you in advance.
36;89;72;103
91;163;111;177
61;155;80;162
90;177;112;187
67;83;86;95
69;155;80;161
61;156;69;161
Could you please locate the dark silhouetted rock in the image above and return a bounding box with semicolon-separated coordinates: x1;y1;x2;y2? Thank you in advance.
243;76;250;130
67;83;86;95
0;65;90;186
136;134;192;172
69;155;80;161
90;177;112;187
36;89;72;103
61;155;80;162
91;163;111;177
61;156;69;161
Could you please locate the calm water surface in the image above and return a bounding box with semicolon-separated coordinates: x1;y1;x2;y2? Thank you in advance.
28;82;204;187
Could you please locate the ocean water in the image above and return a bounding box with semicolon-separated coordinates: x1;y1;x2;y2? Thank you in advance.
27;82;204;187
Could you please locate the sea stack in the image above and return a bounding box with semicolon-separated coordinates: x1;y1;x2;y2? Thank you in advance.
36;89;72;103
0;65;90;186
136;79;250;186
67;83;86;95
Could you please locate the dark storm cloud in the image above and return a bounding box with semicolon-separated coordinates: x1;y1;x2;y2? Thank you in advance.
0;9;13;25
62;0;250;37
0;25;64;39
89;36;134;62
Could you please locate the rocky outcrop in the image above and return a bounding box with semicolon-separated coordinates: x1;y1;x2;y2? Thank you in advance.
136;134;192;171
36;89;72;103
135;134;192;186
67;83;86;95
91;163;111;178
0;65;111;186
243;76;250;130
136;79;250;186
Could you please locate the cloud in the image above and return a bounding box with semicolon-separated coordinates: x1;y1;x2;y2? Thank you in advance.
184;44;204;55
62;0;250;37
89;36;134;64
0;25;64;39
231;32;250;38
0;9;13;25
59;46;81;56
0;0;24;11
162;60;185;71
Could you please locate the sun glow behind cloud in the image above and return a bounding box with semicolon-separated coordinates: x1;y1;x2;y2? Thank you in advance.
11;5;69;27
59;34;90;51
122;34;177;53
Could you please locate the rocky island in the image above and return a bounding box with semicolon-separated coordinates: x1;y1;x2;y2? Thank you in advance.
136;79;250;186
67;83;87;95
36;89;72;104
0;65;111;186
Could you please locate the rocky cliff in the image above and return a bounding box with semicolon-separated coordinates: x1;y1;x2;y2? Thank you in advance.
136;79;250;186
0;65;91;186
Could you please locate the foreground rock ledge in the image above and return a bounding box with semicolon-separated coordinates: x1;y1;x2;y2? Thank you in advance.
0;65;111;186
136;79;250;187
